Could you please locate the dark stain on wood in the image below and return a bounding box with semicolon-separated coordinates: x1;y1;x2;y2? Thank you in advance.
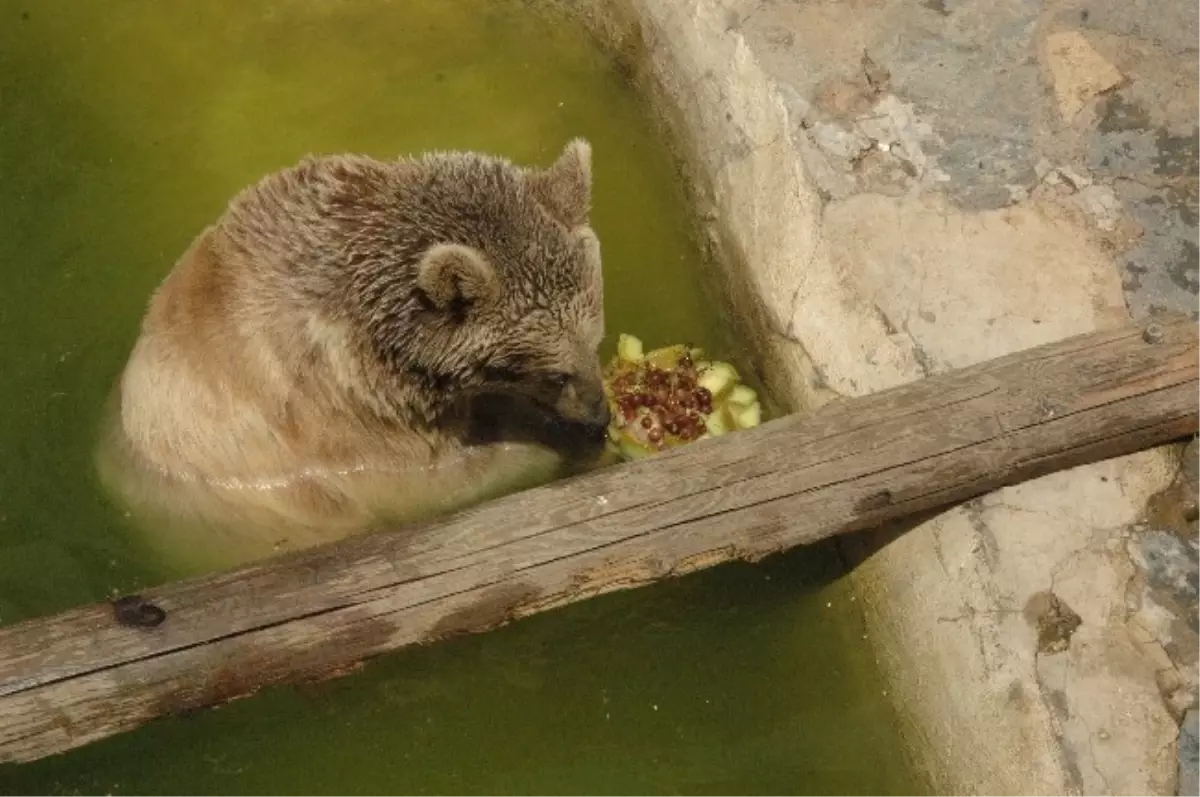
153;608;397;722
424;582;543;643
856;489;894;512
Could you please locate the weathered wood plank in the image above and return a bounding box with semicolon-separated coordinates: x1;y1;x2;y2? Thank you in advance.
0;315;1196;764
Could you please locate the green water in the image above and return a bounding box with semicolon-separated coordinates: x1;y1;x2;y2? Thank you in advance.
0;0;922;792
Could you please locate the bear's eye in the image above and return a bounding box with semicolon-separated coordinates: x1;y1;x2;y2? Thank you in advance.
543;372;570;390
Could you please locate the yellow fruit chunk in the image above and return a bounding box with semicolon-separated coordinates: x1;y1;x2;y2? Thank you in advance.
617;333;644;362
697;361;739;399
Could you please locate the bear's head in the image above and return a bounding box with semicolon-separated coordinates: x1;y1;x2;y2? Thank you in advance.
346;139;609;439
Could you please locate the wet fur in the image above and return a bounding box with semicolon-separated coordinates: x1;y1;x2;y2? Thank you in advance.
97;140;608;570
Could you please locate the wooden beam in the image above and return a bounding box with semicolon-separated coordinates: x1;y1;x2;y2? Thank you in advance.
1;316;1196;764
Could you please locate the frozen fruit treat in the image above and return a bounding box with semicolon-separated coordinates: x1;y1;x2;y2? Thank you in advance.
603;334;764;461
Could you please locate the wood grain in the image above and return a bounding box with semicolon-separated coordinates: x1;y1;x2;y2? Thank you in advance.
1;315;1196;764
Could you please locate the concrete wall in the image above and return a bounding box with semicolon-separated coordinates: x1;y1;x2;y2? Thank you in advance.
546;0;1199;792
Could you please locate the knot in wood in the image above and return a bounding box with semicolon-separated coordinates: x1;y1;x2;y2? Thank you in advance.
111;595;167;629
1142;323;1165;344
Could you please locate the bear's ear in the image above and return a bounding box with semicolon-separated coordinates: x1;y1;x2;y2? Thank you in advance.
416;243;499;312
527;138;592;228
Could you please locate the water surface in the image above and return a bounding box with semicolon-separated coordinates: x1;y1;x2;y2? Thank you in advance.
0;0;922;792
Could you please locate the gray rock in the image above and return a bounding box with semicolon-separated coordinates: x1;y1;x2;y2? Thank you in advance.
1180;709;1198;797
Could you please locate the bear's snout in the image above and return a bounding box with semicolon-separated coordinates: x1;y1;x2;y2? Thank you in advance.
584;394;612;433
555;377;610;431
567;397;610;445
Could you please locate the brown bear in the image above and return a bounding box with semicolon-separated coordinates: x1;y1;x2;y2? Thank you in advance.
96;139;611;573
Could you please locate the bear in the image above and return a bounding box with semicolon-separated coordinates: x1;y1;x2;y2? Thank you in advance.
95;139;611;574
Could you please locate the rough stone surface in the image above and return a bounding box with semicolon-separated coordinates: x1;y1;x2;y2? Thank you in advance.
1183;709;1199;797
556;0;1198;792
1183;437;1200;528
1044;30;1126;124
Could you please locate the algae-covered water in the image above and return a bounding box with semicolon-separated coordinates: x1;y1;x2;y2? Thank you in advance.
0;0;922;792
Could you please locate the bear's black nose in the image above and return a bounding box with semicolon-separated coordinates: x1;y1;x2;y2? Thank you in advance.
584;419;609;442
588;396;612;430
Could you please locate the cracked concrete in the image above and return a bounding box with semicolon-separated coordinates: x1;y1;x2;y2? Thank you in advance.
545;0;1196;791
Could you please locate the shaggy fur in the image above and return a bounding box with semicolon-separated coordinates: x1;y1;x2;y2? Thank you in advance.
97;140;608;570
